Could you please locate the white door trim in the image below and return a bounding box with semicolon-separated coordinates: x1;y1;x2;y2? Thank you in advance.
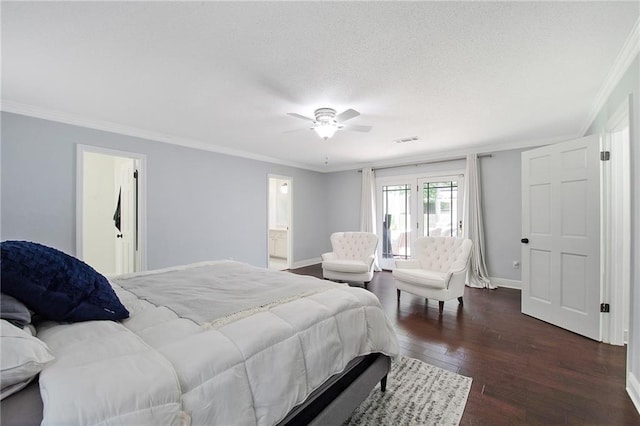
76;144;147;272
601;96;632;346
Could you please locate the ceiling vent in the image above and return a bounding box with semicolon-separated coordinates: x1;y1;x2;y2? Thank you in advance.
393;136;419;144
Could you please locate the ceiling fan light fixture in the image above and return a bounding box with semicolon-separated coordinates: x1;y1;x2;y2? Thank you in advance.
314;107;336;122
314;123;338;140
287;106;369;140
312;108;339;140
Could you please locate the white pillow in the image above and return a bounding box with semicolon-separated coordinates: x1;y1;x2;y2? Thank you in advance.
1;319;54;399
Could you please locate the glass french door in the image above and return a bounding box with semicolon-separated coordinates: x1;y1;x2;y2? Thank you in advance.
378;183;413;269
418;177;463;238
377;174;463;270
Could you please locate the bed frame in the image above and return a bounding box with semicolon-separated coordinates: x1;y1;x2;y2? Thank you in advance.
279;353;390;425
1;353;390;426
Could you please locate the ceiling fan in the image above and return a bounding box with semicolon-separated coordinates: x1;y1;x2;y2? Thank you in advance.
286;108;372;140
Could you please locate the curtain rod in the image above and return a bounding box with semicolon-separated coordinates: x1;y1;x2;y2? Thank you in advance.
358;153;492;173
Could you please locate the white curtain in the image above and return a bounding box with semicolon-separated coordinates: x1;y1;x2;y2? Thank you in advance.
360;168;381;271
463;154;495;289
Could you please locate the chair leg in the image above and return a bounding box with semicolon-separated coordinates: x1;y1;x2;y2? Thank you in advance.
458;296;464;305
396;289;401;302
364;281;369;290
380;374;388;392
438;301;444;313
425;298;428;305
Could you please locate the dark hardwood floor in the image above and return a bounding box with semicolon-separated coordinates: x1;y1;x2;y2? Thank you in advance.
290;264;640;425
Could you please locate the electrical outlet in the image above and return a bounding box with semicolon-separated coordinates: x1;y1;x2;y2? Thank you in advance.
512;260;520;269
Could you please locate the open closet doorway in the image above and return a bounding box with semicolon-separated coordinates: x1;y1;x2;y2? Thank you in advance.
76;145;146;276
267;175;292;270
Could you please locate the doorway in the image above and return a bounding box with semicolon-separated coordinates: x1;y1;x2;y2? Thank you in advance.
76;145;146;275
376;173;464;270
267;175;292;270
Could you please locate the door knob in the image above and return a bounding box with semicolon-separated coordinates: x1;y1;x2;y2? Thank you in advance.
521;238;529;244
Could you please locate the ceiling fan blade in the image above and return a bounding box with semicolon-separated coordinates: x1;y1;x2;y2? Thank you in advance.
287;112;315;122
344;124;372;132
335;108;360;122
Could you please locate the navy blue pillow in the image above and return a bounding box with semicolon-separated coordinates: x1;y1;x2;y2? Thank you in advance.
1;241;129;322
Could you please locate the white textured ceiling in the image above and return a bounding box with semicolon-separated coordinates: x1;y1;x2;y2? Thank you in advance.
2;1;639;172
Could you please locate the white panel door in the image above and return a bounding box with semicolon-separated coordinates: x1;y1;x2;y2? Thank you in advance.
521;135;601;340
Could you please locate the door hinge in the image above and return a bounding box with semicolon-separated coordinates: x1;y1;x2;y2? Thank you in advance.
600;303;610;313
600;151;610;161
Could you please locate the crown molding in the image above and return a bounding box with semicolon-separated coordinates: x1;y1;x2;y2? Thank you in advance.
4;99;567;174
0;100;589;175
0;100;325;172
581;16;640;135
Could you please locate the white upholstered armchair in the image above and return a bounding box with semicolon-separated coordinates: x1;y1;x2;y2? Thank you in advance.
393;236;472;313
322;232;378;288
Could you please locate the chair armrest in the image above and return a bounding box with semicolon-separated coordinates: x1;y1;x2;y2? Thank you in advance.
445;245;473;288
445;264;470;291
364;254;376;270
447;264;469;276
321;252;337;261
395;260;421;269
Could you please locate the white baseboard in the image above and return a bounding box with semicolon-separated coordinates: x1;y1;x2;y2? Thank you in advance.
291;257;321;269
490;277;522;290
628;371;640;415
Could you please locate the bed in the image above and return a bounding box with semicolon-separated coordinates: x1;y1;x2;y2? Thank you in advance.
0;242;399;425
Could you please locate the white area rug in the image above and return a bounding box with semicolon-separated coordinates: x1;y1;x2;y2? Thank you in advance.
344;356;472;426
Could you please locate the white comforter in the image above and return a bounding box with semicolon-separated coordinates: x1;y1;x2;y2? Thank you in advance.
36;261;399;425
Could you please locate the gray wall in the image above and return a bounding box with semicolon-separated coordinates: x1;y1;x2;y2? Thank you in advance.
480;149;525;281
1;112;328;269
374;159;466;178
325;170;361;236
586;53;639;399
